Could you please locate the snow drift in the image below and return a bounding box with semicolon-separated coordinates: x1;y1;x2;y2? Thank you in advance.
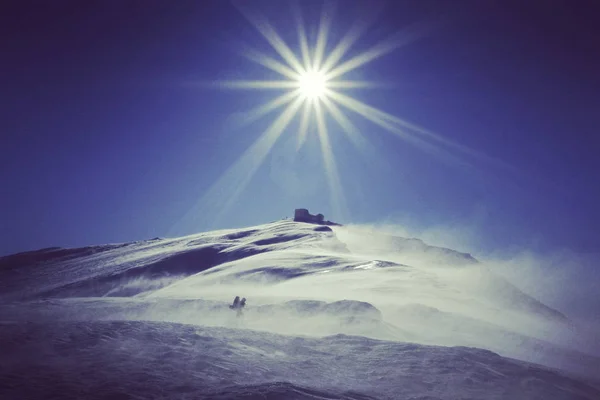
0;220;598;399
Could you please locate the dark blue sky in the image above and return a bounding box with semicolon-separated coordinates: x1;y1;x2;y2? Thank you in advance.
2;0;599;256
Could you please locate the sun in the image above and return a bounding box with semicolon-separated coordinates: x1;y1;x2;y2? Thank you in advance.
191;3;494;228
208;3;436;222
298;70;327;99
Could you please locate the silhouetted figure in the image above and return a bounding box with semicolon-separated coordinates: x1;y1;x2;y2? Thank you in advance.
229;296;240;310
229;296;246;317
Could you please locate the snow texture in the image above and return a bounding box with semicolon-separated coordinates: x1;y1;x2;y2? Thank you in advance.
0;220;598;399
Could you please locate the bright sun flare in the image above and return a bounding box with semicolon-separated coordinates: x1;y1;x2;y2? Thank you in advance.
298;70;327;99
209;3;437;221
196;3;489;227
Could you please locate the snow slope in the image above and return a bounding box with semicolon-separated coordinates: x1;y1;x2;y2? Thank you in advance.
2;320;599;400
0;220;598;399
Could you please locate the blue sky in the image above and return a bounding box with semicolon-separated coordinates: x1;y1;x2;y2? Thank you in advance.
2;0;599;257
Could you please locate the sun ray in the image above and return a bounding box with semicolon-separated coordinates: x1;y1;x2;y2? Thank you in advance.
237;5;305;74
326;80;382;89
229;89;301;128
319;24;365;75
321;96;382;162
291;1;312;71
219;80;299;90
296;99;312;150
325;21;433;81
319;3;384;74
368;109;511;169
169;96;304;234
242;48;300;80
326;89;474;166
320;96;368;150
206;96;305;224
315;100;347;221
313;1;335;71
327;89;512;170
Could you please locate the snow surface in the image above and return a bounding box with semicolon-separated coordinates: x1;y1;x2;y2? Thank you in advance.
0;220;598;399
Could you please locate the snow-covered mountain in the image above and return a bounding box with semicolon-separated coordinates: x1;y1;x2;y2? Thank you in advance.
0;220;598;399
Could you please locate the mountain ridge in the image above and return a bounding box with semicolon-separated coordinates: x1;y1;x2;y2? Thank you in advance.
0;219;597;397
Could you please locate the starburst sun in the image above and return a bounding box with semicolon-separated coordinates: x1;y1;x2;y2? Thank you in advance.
209;4;423;219
192;3;493;226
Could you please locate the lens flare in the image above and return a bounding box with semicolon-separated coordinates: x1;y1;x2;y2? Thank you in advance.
175;2;509;233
